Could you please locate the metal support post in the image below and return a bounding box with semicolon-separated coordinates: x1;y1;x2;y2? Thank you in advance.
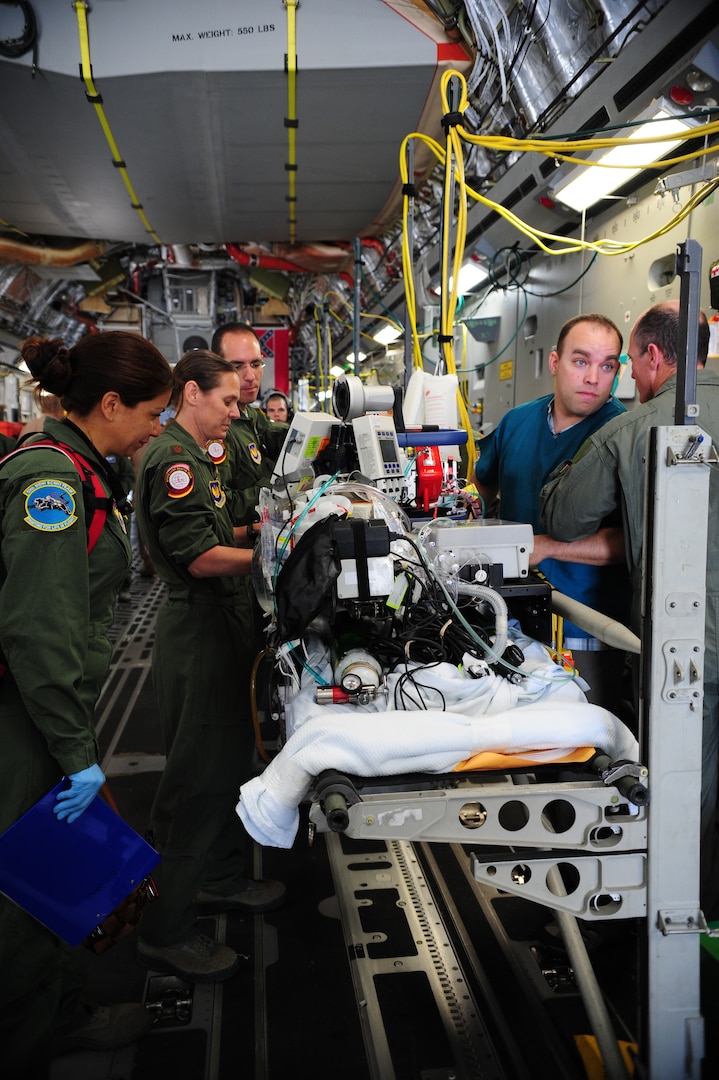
640;423;708;1078
320;297;329;396
640;239;708;1079
675;238;701;425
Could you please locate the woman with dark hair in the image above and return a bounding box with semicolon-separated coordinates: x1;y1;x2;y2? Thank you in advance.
134;351;284;984
0;331;173;1073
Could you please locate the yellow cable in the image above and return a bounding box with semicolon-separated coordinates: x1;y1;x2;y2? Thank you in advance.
434;68;719;257
328;309;382;345
464;174;719;257
323;289;404;335
396;124;719;258
0;216;30;238
456;324;476;479
73;2;162;244
397;67;719;477
464;121;719;157
428;83;478;478
313;306;324;393
399;137;426;368
439;69;719;157
285;1;299;246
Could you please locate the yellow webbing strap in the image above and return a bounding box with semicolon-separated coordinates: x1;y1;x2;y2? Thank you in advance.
73;2;162;244
284;0;299;245
574;1034;637;1078
554;611;564;654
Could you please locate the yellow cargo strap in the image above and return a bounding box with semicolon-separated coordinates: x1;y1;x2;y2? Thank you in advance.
73;2;163;245
284;1;299;245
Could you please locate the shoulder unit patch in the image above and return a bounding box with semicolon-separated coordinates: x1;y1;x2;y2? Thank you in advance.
24;479;78;533
164;463;194;498
205;439;227;464
209;479;227;508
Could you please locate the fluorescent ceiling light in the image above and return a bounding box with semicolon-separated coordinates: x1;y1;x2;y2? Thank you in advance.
554;105;696;212
346;351;366;364
455;261;490;293
330;364;345;377
430;258;489;296
373;324;402;345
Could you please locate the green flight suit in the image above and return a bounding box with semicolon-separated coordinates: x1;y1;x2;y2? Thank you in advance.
0;417;131;1070
106;451;136;505
220;405;288;526
0;431;17;456
135;420;254;946
212;406;288;660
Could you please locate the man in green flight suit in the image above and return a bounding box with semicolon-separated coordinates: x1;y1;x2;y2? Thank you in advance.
210;322;289;531
210;323;289;666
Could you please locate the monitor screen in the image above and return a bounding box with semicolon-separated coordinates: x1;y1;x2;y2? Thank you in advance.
379;436;398;464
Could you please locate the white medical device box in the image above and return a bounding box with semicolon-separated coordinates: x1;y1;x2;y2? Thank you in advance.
422;519;534;580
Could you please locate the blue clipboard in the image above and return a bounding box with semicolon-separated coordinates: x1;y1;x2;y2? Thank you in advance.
0;780;160;946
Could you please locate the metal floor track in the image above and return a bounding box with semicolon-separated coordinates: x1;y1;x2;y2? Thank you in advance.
97;574;167;779
325;830;508;1080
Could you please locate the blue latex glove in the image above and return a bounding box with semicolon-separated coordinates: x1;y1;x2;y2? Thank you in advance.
53;763;106;823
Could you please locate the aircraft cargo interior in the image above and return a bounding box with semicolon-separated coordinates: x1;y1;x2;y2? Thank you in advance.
2;2;719;1078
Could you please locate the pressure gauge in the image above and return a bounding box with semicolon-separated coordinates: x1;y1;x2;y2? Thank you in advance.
341;672;364;694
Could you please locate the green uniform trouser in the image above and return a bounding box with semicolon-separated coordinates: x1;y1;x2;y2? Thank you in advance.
0;677;89;1076
140;598;253;946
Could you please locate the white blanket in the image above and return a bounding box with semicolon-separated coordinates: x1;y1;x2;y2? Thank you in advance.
237;640;639;848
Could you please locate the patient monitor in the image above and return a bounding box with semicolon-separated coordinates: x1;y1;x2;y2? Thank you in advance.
270;374;408;498
351;414;406;498
270;412;343;495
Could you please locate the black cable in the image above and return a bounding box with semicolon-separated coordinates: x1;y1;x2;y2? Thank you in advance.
0;1;38;72
487;245;530;291
394;663;447;711
420;0;465;33
391;534;513;672
523;251;599;298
